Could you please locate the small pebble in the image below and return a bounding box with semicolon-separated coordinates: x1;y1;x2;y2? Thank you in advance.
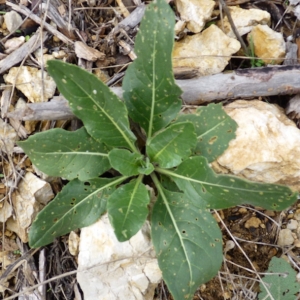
245;217;261;229
264;210;275;217
287;219;298;230
294;209;300;220
278;228;295;246
224;240;235;252
238;207;248;214
53;36;60;43
4;11;22;33
294;239;300;248
200;284;206;292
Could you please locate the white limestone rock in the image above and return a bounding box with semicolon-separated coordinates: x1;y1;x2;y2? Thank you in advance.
175;0;215;33
173;25;240;76
77;214;162;300
0;118;18;154
287;219;298;230
4;11;22;33
6;172;54;242
278;229;294;246
212;100;300;192
4;36;25;54
217;6;270;38
4;66;56;103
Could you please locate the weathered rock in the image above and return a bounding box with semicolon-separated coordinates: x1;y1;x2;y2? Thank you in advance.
4;36;25;54
286;94;300;123
287;219;298;230
4;11;22;33
0;118;18;154
247;25;286;64
278;228;294;246
294;209;300;221
6;172;54;242
173;25;240;76
217;6;270;38
4;66;56;103
212;100;300;192
175;0;215;33
0;199;12;223
77;214;162;300
175;20;186;36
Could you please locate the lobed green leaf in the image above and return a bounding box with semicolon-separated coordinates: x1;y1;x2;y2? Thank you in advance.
175;103;237;162
147;122;197;168
29;177;126;248
18;127;110;181
47;60;137;151
107;177;150;241
159;156;298;210
123;0;182;138
151;180;222;300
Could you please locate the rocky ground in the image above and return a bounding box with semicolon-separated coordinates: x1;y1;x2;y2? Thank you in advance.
1;0;300;299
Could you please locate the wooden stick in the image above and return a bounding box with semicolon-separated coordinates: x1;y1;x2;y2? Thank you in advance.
7;65;300;121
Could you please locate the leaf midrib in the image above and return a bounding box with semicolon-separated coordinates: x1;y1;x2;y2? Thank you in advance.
148;30;157;139
67;75;137;152
151;174;193;293
152;129;184;162
121;175;143;229
33;176;127;247
197;118;229;140
156;167;291;195
34;151;108;157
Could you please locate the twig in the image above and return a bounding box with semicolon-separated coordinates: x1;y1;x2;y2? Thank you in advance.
0;30;48;74
218;0;248;55
6;2;74;45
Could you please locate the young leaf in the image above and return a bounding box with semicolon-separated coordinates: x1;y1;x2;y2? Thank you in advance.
107;176;150;242
175;103;237;162
18;127;110;181
123;0;182;138
108;148;143;176
158;156;298;210
147;122;197;168
138;157;155;175
151;177;223;300
46;60;137;151
29;177;126;248
259;257;300;300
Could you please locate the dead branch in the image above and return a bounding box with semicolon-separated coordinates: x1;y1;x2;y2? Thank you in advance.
7;65;300;121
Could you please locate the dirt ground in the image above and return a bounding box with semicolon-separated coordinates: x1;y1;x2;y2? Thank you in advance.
1;0;300;299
